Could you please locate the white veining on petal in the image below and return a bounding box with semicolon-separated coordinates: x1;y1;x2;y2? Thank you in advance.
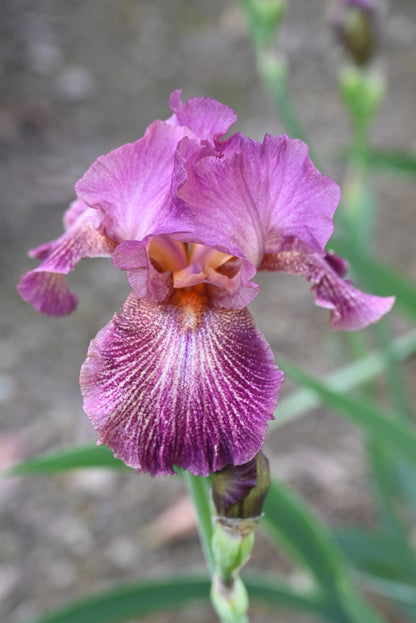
80;293;283;476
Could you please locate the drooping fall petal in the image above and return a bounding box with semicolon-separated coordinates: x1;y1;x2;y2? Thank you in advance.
80;293;283;476
17;201;116;316
260;237;395;330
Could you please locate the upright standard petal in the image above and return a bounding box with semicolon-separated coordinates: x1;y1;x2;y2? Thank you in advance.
75;120;196;243
167;89;237;142
260;237;395;330
80;293;283;476
17;200;116;316
177;134;340;272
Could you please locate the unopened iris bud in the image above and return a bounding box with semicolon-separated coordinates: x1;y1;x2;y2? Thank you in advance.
213;451;270;520
211;453;270;583
331;0;377;66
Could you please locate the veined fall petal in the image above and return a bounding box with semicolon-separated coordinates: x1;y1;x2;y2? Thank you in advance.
80;293;283;476
17;200;116;316
260;237;395;330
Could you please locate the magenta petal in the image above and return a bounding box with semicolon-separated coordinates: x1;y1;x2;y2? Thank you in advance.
18;272;78;316
112;240;174;302
62;198;91;230
236;134;341;253
260;237;395;331
17;205;116;316
167;90;237;142
177;134;340;274
75;121;195;243
80;294;283;476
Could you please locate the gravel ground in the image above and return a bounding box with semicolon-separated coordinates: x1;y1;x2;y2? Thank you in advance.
1;1;416;622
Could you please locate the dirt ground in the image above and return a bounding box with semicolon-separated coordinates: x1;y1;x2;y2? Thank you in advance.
1;1;416;622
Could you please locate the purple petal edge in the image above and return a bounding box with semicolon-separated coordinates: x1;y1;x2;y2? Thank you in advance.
18;206;115;316
18;271;78;316
167;89;237;142
260;238;395;331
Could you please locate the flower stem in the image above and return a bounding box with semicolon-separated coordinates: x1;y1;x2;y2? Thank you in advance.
257;51;310;145
183;471;214;573
184;472;253;622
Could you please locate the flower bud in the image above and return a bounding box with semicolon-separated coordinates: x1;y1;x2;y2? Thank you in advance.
212;451;271;520
211;453;270;584
331;0;377;66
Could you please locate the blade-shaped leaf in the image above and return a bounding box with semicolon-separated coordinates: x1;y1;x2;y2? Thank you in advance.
334;528;416;583
272;329;416;429
264;479;346;588
365;149;416;175
263;479;388;623
5;444;130;476
20;573;337;623
359;576;416;614
279;357;416;468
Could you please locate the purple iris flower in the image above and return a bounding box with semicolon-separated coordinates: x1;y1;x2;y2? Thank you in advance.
18;91;394;477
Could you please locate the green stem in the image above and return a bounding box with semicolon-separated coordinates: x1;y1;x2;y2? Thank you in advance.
257;53;309;144
183;471;215;573
237;0;317;162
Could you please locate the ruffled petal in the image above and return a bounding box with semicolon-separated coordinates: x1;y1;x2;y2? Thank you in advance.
260;237;395;330
177;148;265;268
75;120;196;243
167;89;237;142
80;293;283;476
17;201;116;316
112;239;174;303
178;134;340;269
237;134;341;253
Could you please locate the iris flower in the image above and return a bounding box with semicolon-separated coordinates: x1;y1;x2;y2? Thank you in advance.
18;91;394;477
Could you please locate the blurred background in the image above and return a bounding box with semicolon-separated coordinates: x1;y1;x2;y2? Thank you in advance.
1;1;416;622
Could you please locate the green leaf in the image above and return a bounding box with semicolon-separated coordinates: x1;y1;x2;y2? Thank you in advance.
279;357;416;468
366;149;416;175
245;574;344;622
25;575;210;623
332;237;416;323
264;479;346;588
19;573;338;623
356;575;416;613
334;528;416;583
271;329;416;429
263;479;388;622
5;444;130;476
